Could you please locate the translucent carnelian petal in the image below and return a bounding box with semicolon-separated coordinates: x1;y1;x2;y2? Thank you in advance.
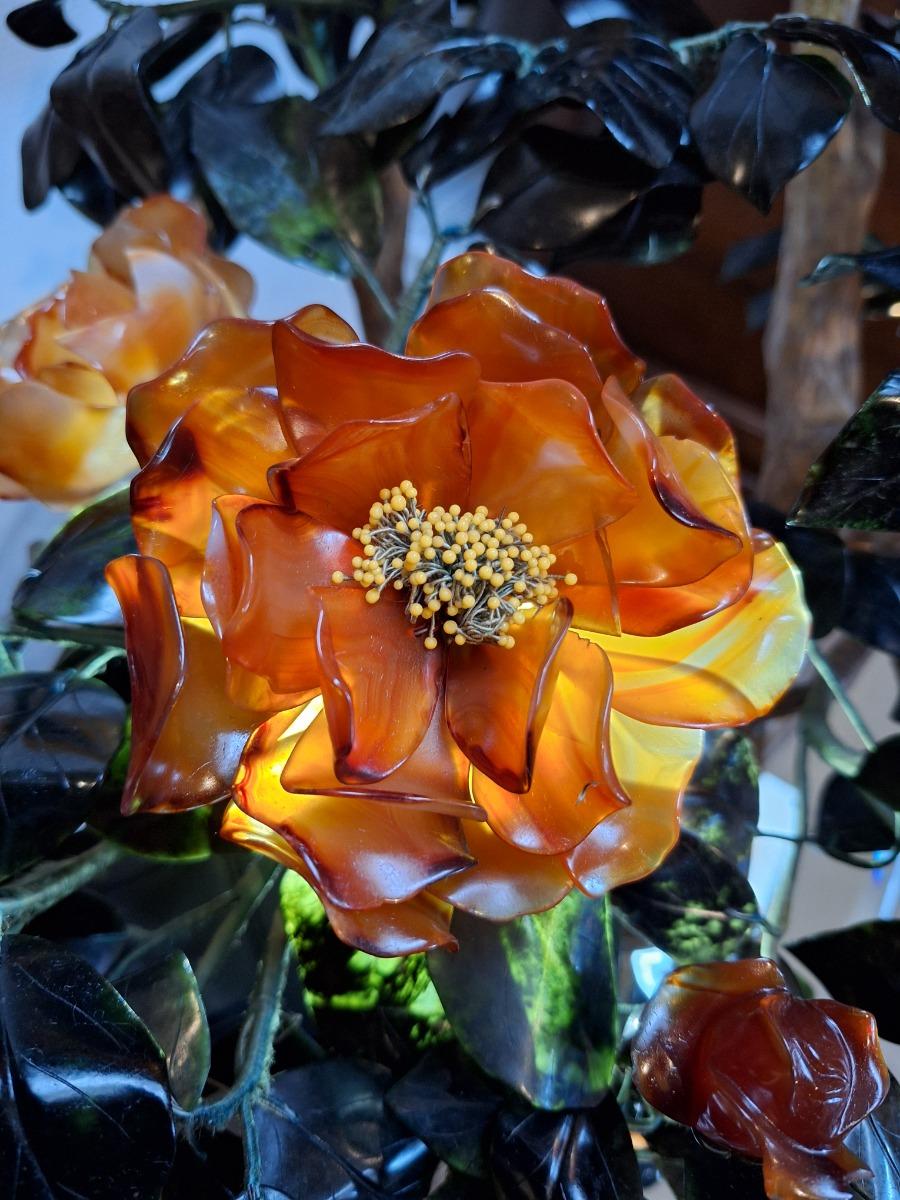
274;318;478;450
465;379;634;547
220;805;457;954
314;587;443;784
555;529;620;636
269;394;470;533
131;388;289;615
566;710;703;895
281;694;479;820
633;373;739;485
105;555;265;814
472;633;628;855
221;506;355;694
582;540;809;729
233;708;472;910
445;598;572;793
429;817;573;921
424;251;644;390
201;495;265;637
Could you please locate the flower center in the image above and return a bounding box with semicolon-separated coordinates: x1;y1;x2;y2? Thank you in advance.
332;481;577;649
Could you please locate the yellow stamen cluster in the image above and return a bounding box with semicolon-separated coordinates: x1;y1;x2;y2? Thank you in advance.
333;481;577;649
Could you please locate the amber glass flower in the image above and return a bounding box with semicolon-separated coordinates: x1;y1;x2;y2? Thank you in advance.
0;196;252;504
107;252;809;956
632;959;889;1200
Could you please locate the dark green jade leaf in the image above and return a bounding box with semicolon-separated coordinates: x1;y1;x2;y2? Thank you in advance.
0;671;125;882
790;372;900;532
648;1123;768;1200
690;33;850;212
191;95;381;272
116;952;210;1110
787;920;900;1042
491;1093;642;1200
13;488;134;644
770;16;900;133
855;736;900;812
7;0;76;47
0;935;174;1199
613;831;762;963
843;1073;900;1200
804;245;900;293
682;730;759;872
816;772;899;867
428;892;617;1109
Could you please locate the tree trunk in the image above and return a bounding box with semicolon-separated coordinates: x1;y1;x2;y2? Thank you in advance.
758;0;884;513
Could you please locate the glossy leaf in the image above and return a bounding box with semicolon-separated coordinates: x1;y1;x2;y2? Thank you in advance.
319;16;520;136
555;0;711;37
720;229;782;281
791;373;900;532
682;730;759;872
788;921;900;1042
816;773;899;867
490;1093;642;1200
91;805;216;863
7;0;76;47
0;935;175;1199
13;489;134;644
0;672;125;882
855;737;900;812
648;1123;769;1200
519;24;693;169
117;952;211;1110
191;94;381;272
613;831;762;962
252;1060;432;1199
804;245;900;293
843;1073;900;1200
428;893;617;1109
840;551;900;658
690;34;850;212
387;1047;502;1176
771;16;900;133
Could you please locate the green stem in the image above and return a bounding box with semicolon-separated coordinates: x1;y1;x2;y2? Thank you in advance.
0;842;121;934
807;641;877;753
340;239;398;325
0;642;18;676
385;233;446;353
194;860;281;989
181;912;292;1129
672;20;769;62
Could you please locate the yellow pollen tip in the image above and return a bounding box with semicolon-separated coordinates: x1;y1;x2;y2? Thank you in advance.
564;572;578;586
365;589;380;604
424;635;438;650
331;571;345;584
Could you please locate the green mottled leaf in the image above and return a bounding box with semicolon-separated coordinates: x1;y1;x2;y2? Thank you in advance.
428;892;617;1109
683;730;759;871
791;372;900;532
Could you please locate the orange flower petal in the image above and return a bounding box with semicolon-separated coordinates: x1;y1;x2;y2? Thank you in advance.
582;539;810;728
0;380;134;504
555;529;620;636
633;373;739;486
233;707;472;910
131;387;290;614
201;495;264;636
219;506;355;693
281;696;479;820
472;632;628;855
601;378;751;635
314;587;443;784
220;805;456;954
92;196;214;276
566;710;703;895
425;251;644;390
466;379;634;547
274;318;478;450
105;554;264;814
63;268;135;327
430;818;573;921
445;597;572;792
270;394;470;532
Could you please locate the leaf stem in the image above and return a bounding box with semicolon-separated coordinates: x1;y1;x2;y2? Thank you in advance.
340;239;398;324
0;842;121;934
806;641;877;753
385;232;447;353
179;909;292;1129
194;859;281;989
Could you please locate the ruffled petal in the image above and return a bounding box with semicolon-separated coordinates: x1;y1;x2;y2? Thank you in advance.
314;586;443;784
270;394;470;532
633;373;739;486
105;555;265;814
274;318;478;450
430;818;573;921
425;251;644;390
220;805;457;954
465;379;634;547
555;529;620;636
582;539;810;728
131;387;290;614
445;597;572;792
567;710;704;895
220;506;355;694
472;632;628;855
601;378;752;635
281;696;479;820
0;380;134;504
233;707;472;910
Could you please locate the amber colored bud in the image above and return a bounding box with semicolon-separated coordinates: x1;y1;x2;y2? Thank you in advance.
632;959;889;1200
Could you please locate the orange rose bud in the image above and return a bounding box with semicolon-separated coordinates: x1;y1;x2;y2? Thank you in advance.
632;959;889;1200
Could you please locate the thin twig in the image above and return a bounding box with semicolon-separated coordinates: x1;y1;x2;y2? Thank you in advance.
0;842;121;934
385;232;446;353
807;640;877;753
340;239;398;324
194;859;280;989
